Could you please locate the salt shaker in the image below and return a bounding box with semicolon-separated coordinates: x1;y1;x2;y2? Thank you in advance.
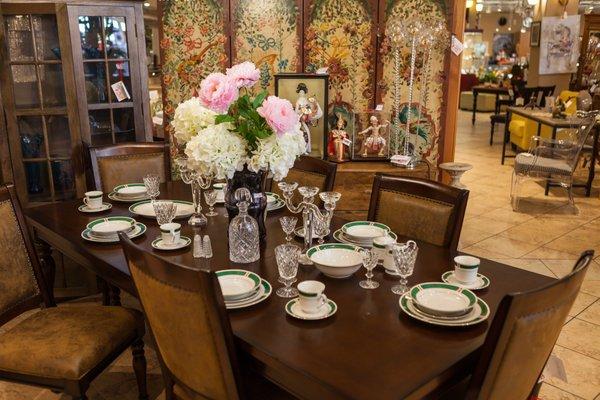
193;234;204;258
203;235;213;258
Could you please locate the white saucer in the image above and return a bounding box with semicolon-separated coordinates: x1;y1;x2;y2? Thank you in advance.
285;298;337;320
151;236;191;250
441;271;490;290
108;192;150;203
78;203;112;213
225;279;272;310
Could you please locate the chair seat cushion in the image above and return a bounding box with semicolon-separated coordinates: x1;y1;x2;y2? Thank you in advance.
0;305;141;380
515;153;571;176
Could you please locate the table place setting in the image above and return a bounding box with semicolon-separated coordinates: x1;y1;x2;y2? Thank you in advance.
81;216;146;243
129;199;195;219
78;190;112;213
108;183;150;203
285;281;337;320
333;221;398;248
217;269;272;310
152;222;191;250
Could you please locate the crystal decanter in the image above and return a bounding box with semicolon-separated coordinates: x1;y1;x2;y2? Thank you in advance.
228;188;260;263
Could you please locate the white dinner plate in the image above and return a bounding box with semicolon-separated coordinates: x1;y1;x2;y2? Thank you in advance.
285;298;337;320
225;279;272;310
108;192;150;203
86;216;136;237
399;294;490;327
81;222;146;243
217;270;262;301
341;221;390;242
129;200;195;219
409;283;477;316
113;183;147;198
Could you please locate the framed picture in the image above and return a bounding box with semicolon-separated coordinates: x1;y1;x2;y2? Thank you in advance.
274;73;329;159
539;15;581;75
351;112;391;161
530;21;541;47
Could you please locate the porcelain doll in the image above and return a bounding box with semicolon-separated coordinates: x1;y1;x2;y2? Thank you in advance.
295;83;323;153
328;113;349;162
358;115;389;157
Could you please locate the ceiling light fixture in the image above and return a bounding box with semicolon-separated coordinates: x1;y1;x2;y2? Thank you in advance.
466;0;474;8
143;2;150;7
527;0;538;5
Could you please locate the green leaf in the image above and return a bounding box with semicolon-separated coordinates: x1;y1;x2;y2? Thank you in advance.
215;115;235;125
252;90;268;109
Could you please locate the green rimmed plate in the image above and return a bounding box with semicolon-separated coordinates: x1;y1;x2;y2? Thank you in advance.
225;279;272;310
285;298;337;320
409;282;477;317
151;235;192;251
332;229;398;248
217;269;262;301
400;293;490;327
108;191;150;203
129;200;195;219
265;192;281;204
81;222;146;243
266;199;285;212
341;221;390;242
113;183;147;197
441;271;491;290
86;216;136;236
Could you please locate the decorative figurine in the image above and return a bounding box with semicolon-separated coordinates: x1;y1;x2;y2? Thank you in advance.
358;116;389;158
327;113;350;162
551;98;568;119
295;83;323;154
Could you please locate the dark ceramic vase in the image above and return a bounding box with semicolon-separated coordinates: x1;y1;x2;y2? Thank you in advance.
224;166;268;241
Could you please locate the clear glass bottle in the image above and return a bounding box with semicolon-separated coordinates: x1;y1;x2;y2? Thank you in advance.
228;188;260;263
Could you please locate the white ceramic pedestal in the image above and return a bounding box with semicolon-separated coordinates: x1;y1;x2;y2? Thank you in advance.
439;162;473;189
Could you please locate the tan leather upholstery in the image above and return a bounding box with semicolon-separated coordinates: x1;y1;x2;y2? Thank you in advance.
129;261;239;399
483;301;572;400
373;189;455;247
0;199;39;317
0;305;140;379
97;152;166;193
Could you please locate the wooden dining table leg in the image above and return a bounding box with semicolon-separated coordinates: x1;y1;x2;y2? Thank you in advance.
34;237;56;299
472;90;478;125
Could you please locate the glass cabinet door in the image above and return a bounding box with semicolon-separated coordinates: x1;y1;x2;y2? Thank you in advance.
3;13;76;203
68;6;145;146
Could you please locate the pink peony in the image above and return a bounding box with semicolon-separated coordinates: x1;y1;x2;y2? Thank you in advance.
198;72;239;113
226;61;260;88
257;96;299;136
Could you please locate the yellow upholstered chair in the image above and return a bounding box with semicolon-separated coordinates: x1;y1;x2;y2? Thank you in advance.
0;184;147;400
510;90;580;150
367;175;469;251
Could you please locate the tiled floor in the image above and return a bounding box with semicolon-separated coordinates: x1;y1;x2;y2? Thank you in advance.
1;110;599;399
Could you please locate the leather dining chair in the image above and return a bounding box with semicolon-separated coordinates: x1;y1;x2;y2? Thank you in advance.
88;142;171;193
367;174;469;251
268;155;337;198
119;234;291;400
0;184;148;400
442;250;594;400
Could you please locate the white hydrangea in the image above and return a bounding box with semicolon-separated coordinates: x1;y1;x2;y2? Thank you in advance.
184;123;248;179
248;123;306;181
172;97;216;144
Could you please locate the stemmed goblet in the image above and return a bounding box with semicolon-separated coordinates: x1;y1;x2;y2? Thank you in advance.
391;241;419;295
143;173;160;201
203;189;218;217
153;201;178;225
275;243;301;298
359;249;379;289
279;216;298;243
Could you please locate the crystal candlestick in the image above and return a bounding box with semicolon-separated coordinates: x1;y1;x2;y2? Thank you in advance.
175;156;213;227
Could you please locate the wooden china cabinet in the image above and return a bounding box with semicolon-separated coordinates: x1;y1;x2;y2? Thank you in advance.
0;0;152;207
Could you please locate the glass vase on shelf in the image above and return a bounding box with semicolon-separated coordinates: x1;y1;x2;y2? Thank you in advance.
228;188;260;263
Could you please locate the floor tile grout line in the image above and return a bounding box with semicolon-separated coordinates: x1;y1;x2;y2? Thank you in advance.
555;343;600;363
542;382;586;399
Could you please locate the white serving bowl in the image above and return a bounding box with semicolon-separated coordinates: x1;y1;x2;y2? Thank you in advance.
409;282;476;317
341;221;390;243
307;244;363;279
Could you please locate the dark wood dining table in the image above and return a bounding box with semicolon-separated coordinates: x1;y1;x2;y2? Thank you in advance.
25;181;555;400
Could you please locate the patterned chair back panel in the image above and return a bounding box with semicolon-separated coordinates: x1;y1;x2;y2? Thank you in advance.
374;189;454;247
129;262;237;399
0;199;39;317
97;153;166;193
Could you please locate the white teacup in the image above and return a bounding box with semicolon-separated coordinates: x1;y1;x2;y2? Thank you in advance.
297;280;328;314
213;183;226;202
454;255;480;284
84;191;103;209
373;236;397;265
160;222;181;246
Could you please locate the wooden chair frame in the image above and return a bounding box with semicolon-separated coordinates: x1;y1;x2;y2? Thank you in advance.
88;142;171;191
367;174;469;251
119;233;244;400
267;155;338;193
0;184;148;400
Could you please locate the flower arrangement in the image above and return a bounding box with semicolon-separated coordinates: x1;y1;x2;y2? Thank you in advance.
173;61;306;181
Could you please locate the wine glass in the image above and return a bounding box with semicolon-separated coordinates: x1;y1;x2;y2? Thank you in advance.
153;201;178;225
203;189;218;217
359;249;379;289
391;241;418;295
279;216;298;243
275;243;301;298
313;217;329;245
143;173;160;201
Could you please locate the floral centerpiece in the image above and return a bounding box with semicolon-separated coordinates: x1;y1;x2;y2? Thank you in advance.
172;61;306;237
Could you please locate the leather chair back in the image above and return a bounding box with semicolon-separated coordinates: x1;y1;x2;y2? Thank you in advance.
119;234;242;400
88;142;170;192
367;175;468;251
269;156;337;206
466;250;594;400
0;184;54;325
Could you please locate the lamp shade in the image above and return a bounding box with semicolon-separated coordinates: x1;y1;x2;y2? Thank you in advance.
475;2;484;12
